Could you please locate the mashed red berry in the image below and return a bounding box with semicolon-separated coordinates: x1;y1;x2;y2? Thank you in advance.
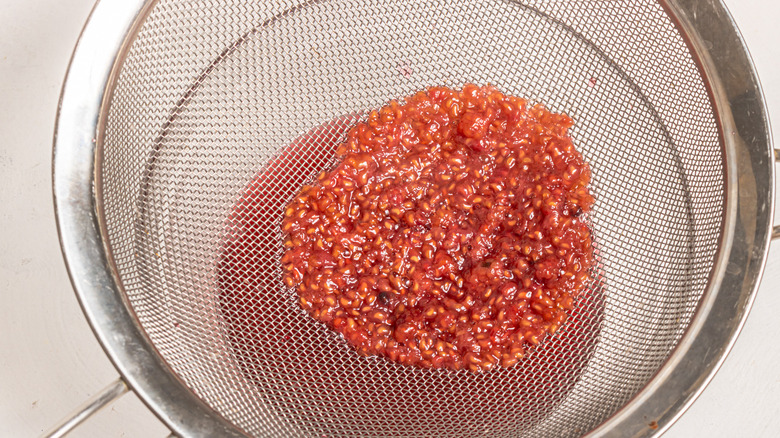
280;84;594;372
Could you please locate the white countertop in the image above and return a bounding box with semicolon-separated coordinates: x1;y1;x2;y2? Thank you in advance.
1;0;778;436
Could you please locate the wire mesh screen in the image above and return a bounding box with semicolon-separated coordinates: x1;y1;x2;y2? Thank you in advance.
99;0;724;436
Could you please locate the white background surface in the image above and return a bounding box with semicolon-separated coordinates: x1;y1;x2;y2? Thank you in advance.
1;0;778;437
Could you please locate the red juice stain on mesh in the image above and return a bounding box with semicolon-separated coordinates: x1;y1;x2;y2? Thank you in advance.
217;115;358;374
279;85;596;372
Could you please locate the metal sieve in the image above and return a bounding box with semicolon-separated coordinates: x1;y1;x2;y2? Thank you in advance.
52;0;775;437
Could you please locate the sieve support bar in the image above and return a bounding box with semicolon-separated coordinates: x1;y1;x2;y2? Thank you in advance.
41;378;129;438
775;149;780;240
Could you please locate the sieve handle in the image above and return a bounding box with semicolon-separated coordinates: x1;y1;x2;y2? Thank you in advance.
41;378;128;438
775;149;780;240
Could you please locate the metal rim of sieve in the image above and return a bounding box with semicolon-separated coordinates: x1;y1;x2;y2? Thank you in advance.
52;0;775;437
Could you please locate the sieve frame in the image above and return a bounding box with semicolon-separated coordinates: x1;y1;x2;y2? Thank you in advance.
51;0;773;437
52;0;245;436
586;2;774;435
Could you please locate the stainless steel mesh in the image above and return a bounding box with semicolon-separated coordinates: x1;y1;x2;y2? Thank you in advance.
99;0;724;436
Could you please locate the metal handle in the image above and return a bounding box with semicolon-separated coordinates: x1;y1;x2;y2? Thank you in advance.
775;149;780;240
41;379;129;438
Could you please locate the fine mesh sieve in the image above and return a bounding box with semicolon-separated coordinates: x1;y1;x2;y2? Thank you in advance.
52;0;775;437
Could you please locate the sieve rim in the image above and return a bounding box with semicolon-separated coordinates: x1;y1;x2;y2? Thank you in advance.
52;0;773;437
584;0;774;435
52;0;245;436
